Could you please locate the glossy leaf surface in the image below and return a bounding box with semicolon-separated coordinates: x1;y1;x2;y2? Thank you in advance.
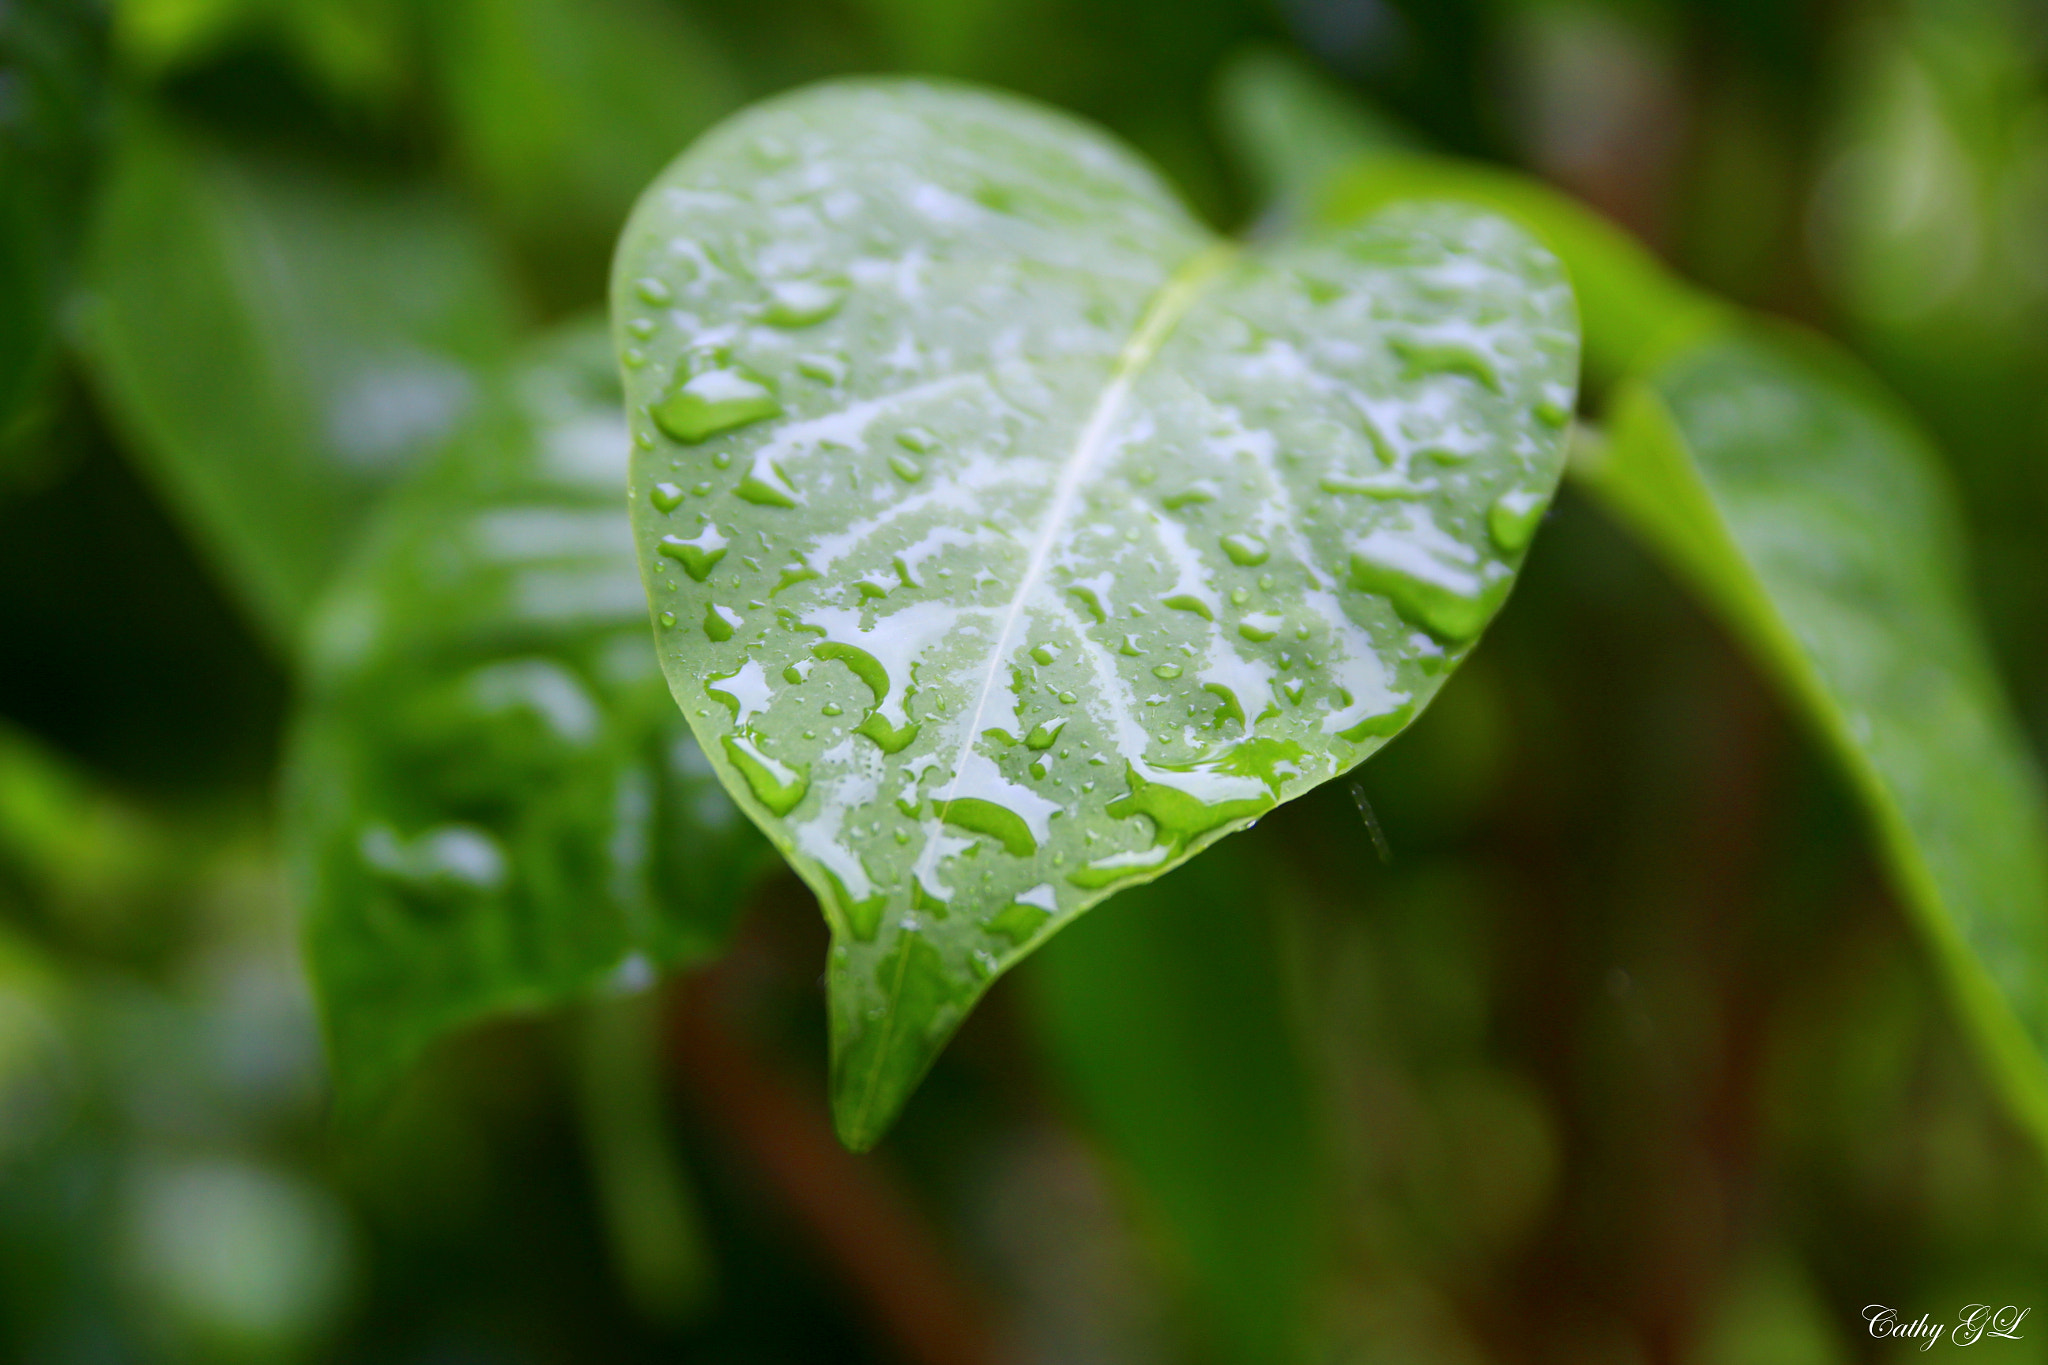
615;79;1578;1148
291;324;763;1111
81;119;521;644
1580;322;2048;1147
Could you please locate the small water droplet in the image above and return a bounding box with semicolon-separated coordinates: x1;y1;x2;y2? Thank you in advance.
823;701;843;716
628;317;659;340
634;277;673;306
621;348;647;369
650;482;686;513
896;426;940;454
1230;587;1250;605
1058;690;1078;704
796;354;848;385
888;452;923;483
1488;487;1548;554
1152;662;1183;679
1221;532;1270;567
658;610;677;629
1025;717;1066;750
1029;643;1060;666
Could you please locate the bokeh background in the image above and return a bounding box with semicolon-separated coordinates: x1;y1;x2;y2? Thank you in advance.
4;0;2048;1361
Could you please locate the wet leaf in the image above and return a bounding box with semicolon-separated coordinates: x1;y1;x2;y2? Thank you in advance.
1579;322;2048;1150
80;117;522;645
289;323;764;1112
614;79;1579;1148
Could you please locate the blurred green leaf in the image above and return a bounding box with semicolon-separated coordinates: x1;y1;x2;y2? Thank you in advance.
430;0;740;271
1577;320;2048;1152
0;0;105;463
1212;46;1414;228
613;79;1579;1148
1219;49;1713;393
1029;843;1320;1365
289;322;764;1112
79;117;523;645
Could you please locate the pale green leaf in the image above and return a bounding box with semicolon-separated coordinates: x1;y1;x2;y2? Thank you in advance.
613;79;1579;1148
289;323;763;1112
1577;321;2048;1149
80;118;522;645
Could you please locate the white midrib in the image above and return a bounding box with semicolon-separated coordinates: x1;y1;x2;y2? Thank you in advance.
914;240;1240;879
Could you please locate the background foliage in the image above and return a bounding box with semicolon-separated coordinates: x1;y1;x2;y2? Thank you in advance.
3;0;2047;1362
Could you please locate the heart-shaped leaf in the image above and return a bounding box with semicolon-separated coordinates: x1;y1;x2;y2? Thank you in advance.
290;322;764;1112
614;79;1578;1148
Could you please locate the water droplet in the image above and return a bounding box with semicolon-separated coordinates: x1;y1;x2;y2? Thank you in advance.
634;430;655;451
650;482;686;513
1029;643;1060;666
1025;717;1066;750
1350;543;1505;642
888;452;923;483
1238;614;1282;643
634;277;672;306
1163;594;1212;621
621;348;647;369
721;733;807;815
1068;586;1106;622
796;354;848;385
704;603;743;641
1488;488;1548;554
1391;337;1501;393
941;798;1035;856
1258;573;1275;590
627;317;659;340
1221;532;1269;567
761;277;846;327
657;524;729;581
1230;587;1250;605
736;457;800;508
653;366;781;443
1057;690;1078;705
1535;398;1571;428
1152;662;1183;679
658;610;677;629
895;426;940;454
1029;761;1048;780
823;701;843;716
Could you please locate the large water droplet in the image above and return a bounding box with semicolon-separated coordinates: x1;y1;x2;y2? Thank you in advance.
941;798;1035;857
1220;532;1270;567
762;278;846;328
1487;488;1547;554
653;366;781;444
1025;717;1066;751
703;603;742;641
721;733;807;815
657;524;729;581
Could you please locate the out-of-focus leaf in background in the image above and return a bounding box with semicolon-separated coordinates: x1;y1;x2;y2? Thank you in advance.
78;116;523;645
1578;322;2048;1152
0;0;106;468
428;0;741;302
1028;840;1320;1365
1222;50;2048;1163
290;321;765;1113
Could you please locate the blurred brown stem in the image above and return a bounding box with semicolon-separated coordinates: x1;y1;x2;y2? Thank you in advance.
666;968;997;1365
